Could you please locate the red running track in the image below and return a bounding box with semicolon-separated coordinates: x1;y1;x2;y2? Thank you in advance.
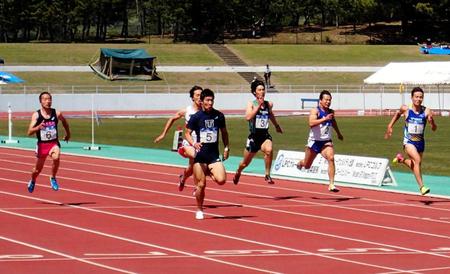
0;147;449;274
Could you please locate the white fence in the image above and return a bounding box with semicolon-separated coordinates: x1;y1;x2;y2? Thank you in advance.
1;91;449;113
0;84;449;94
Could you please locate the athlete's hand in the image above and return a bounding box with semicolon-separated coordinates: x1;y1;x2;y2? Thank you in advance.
325;113;334;121
37;121;45;130
384;127;393;139
223;147;229;161
337;133;344;141
275;124;283;133
193;142;202;151
256;96;264;107
63;134;70;142
154;134;165;143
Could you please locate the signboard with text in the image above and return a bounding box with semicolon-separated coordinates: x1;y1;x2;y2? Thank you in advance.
272;150;395;186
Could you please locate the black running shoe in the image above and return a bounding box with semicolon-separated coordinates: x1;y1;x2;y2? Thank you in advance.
233;173;241;185
178;174;185;191
265;175;274;184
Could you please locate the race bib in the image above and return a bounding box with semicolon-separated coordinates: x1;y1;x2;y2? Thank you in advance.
255;114;269;129
408;123;424;134
320;124;331;139
40;126;57;141
200;129;218;143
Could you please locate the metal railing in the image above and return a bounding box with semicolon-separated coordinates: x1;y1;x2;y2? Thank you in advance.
0;84;448;94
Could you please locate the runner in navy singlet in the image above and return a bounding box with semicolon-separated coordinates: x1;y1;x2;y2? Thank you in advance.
233;80;282;185
27;92;71;193
296;90;344;192
185;89;229;220
385;87;437;195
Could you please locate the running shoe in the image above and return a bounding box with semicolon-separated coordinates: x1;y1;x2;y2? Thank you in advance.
50;177;59;191
233;173;241;185
392;153;404;164
195;210;204;220
328;185;340;192
178;174;185;191
420;186;430;195
27;180;35;193
265;175;275;184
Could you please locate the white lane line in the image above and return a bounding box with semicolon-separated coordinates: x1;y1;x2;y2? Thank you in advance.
2;166;449;241
0;189;416;274
0;236;137;274
377;265;450;274
3;156;450;230
2;151;450;215
0;195;280;274
2;153;449;217
2;250;450;264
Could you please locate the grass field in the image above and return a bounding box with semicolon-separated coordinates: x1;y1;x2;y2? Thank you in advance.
230;45;450;66
10;72;248;88
1;43;449;86
0;44;224;65
1;116;448;176
2;44;449;66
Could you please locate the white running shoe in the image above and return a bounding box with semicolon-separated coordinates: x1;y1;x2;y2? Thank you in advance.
195;210;204;220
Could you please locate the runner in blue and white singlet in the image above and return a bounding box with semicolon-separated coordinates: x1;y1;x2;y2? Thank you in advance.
403;105;427;152
296;90;344;192
307;105;334;153
385;87;437;195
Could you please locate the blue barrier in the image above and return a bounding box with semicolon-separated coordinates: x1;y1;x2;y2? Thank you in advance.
301;98;319;109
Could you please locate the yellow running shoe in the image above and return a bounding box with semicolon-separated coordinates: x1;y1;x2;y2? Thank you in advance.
392;153;404;164
420;186;430;195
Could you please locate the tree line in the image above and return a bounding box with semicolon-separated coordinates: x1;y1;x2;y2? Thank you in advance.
0;0;448;43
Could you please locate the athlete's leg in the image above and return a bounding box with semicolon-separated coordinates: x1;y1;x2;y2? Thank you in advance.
234;149;256;184
208;161;227;185
193;163;207;218
31;157;47;181
260;139;273;177
183;145;196;159
49;145;61;178
321;145;338;191
181;158;194;182
297;147;318;169
178;145;196;191
403;144;425;189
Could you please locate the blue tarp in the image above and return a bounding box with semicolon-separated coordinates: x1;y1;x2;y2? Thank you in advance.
420;46;450;55
0;72;24;84
100;48;155;59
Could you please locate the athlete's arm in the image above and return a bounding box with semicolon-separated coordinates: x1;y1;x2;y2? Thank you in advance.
426;108;437;131
185;122;202;151
331;111;343;141
245;97;263;121
57;111;71;142
220;126;230;160
385;105;407;139
154;109;185;143
27;112;42;136
308;108;332;128
268;101;282;133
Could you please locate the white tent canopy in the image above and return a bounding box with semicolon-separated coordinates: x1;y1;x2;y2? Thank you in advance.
364;62;450;85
